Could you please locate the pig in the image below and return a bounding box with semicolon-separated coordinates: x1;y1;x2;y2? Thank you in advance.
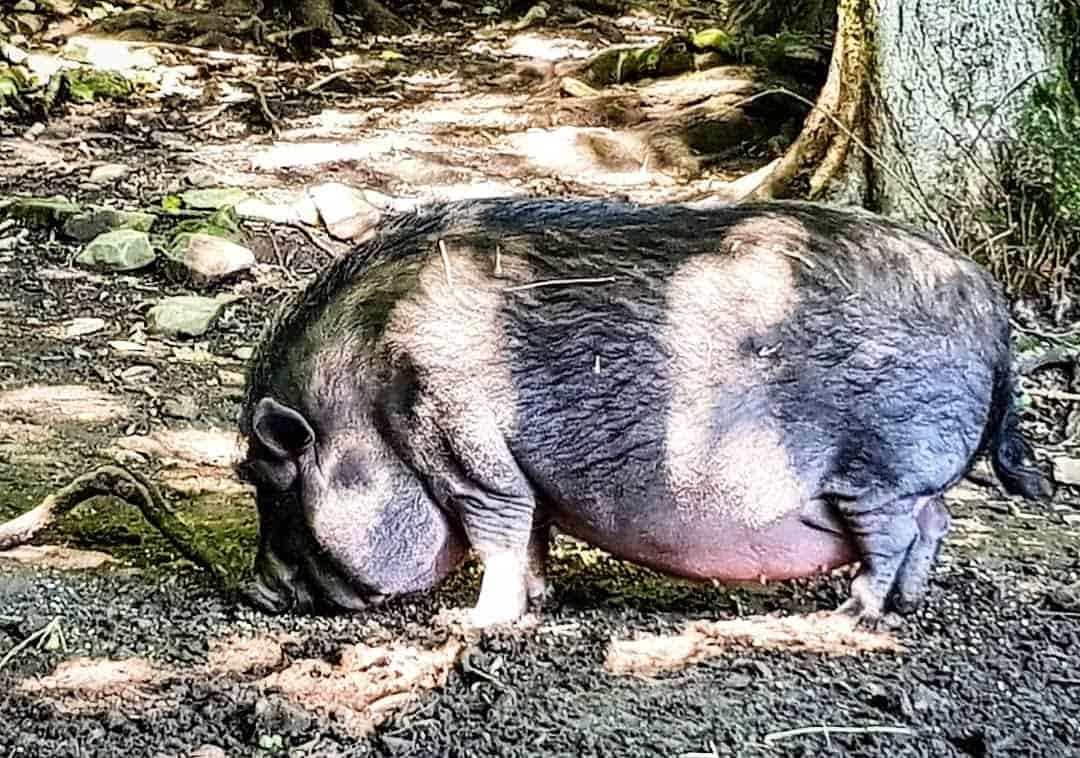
236;197;1053;629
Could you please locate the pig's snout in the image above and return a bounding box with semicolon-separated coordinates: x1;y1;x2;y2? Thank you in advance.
243;572;297;614
243;547;316;614
245;545;388;615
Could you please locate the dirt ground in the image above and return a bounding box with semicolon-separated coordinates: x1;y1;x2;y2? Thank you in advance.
1;1;1079;756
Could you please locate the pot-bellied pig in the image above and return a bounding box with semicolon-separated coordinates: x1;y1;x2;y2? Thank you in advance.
237;197;1052;628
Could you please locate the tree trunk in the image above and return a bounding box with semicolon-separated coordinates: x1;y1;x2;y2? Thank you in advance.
754;0;1063;231
870;0;1060;226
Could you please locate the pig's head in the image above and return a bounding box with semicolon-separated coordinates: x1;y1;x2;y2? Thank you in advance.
238;396;468;615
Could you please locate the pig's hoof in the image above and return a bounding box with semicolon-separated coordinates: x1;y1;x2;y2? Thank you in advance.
469;604;526;629
890;592;923;617
835;597;886;631
526;576;549;607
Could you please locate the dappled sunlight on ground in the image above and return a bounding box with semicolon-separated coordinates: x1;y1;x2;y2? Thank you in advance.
19;657;169;709
111;427;244;469
0;544;117;570
19;632;462;737
605;612;906;676
0;420;53;448
502;32;601;61
254;639;463;737
0;385;129;425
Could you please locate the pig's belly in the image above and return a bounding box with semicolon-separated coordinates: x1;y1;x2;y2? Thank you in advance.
553;510;857;582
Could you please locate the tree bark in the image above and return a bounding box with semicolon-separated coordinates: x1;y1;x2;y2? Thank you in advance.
752;0;1062;230
870;0;1060;226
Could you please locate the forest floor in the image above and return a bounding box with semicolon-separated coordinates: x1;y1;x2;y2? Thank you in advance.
1;1;1079;757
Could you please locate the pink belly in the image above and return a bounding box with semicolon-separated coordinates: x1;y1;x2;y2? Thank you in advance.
556;511;857;582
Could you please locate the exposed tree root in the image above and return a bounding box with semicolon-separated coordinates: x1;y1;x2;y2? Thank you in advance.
0;465;232;587
531;66;810;179
750;0;872;200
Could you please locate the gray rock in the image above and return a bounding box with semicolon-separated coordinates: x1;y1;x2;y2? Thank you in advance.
63;208;156;242
308;182;387;241
1055;456;1080;486
145;296;226;338
165;233;254;283
14;13;45;34
77;229;156;272
180;187;250;210
88;163;131;184
162;395;199;420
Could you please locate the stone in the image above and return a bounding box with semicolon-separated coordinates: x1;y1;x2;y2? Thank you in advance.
88;163;130;184
308;182;388;241
162;395;199;420
77;229;155;271
217;369;245;387
165;233;254;283
1055;456;1080;486
63;208;156;241
47;317;106;340
145;296;227;338
62;68;132;103
13;0;36;11
14;13;44;34
180;187;250;210
2;43;28;66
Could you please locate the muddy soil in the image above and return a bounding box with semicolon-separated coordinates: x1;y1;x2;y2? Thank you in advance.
1;1;1079;756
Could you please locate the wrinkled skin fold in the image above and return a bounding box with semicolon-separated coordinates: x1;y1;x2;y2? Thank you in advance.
236;197;1053;628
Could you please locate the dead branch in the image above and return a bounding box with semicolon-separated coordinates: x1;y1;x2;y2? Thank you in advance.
0;465;232;586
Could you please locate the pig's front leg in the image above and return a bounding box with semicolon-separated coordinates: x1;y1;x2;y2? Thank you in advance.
468;524;549;626
435;413;542;628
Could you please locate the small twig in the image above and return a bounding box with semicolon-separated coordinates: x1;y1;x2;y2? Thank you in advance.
493;244;503;276
763;724;915;745
1011;320;1080;342
438;239;454;288
0;617;61;672
306;70;350;94
460;650;509;691
967;224;1016;256
1050;677;1080;686
289;222;340;261
171;101;239;132
505;276;617;293
1026;388;1080;402
236;80;281;138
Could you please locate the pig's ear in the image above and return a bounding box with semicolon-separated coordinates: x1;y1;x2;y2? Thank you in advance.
253;398;315;460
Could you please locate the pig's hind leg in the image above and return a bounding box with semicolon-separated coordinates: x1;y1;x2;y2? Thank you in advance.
832;491;943;629
891;495;951;613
